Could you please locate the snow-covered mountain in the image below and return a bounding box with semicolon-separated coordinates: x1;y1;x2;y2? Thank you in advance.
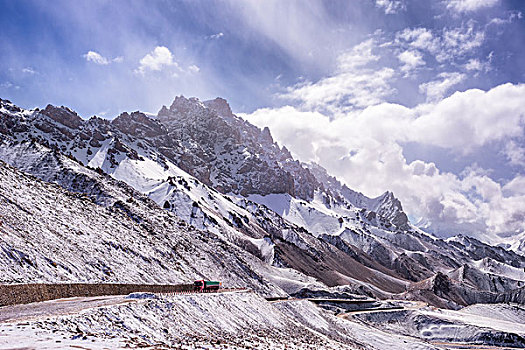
1;96;524;309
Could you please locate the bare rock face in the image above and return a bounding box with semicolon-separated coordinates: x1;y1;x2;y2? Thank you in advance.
41;105;83;130
203;97;234;119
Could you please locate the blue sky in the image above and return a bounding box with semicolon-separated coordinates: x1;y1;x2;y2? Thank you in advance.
2;0;523;116
1;0;525;245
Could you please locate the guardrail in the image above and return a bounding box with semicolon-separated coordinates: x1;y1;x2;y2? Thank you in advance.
0;283;194;307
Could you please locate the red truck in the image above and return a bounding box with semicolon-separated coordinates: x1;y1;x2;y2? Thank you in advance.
193;280;221;292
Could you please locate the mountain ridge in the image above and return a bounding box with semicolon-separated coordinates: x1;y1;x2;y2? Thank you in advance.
1;95;524;311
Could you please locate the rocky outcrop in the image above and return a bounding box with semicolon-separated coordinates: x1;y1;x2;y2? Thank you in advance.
41;105;83;130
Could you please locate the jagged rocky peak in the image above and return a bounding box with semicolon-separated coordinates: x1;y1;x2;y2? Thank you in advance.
41;104;84;130
156;96;210;126
167;95;205;115
371;191;409;230
159;95;238;123
150;95;320;200
158;105;170;117
259;126;274;145
306;161;410;230
203;97;234;119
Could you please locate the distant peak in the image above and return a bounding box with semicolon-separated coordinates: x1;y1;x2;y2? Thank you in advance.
158;105;169;117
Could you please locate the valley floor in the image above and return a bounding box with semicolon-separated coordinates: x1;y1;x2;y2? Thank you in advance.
1;291;523;350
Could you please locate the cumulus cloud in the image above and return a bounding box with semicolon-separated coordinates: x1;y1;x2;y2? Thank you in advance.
135;46;178;74
280;39;396;114
419;72;465;102
375;0;406;14
503;176;525;196
242;83;525;244
503;140;525;167
414;83;525;151
398;49;425;75
445;0;499;13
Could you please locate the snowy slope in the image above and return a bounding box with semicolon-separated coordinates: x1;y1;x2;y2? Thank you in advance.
3;291;524;349
0;291;444;350
352;302;525;347
0;157;299;296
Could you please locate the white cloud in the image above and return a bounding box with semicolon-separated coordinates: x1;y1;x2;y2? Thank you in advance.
397;50;425;75
242;83;525;243
487;11;522;26
396;28;441;56
136;46;178;74
84;51;110;65
441;24;484;60
84;51;123;65
445;0;499;13
208;32;224;39
464;58;485;71
395;24;485;63
413;83;525;151
21;67;36;74
503;140;525;167
375;0;406;14
503;176;525;196
188;65;200;73
280;39;396;114
418;72;465;102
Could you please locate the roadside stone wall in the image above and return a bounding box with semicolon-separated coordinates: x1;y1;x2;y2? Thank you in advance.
0;283;194;306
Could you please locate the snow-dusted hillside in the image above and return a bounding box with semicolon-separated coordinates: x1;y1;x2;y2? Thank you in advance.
2;291;524;349
0;291;442;350
0;157;305;296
